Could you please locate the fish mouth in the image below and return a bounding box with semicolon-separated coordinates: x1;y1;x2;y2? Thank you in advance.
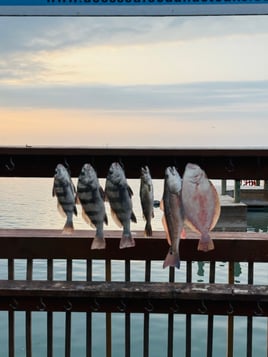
81;163;94;175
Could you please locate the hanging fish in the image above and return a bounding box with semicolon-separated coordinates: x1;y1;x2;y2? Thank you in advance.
140;166;154;237
105;162;137;249
52;163;77;234
77;163;108;250
161;166;184;269
181;163;221;252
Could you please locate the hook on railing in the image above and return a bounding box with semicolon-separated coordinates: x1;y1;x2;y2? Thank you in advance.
144;300;154;313
254;301;264;316
117;299;127;312
5;157;15;172
170;300;180;313
90;298;100;312
118;158;124;170
198;300;208;314
37;297;47;311
226;302;234;315
64;158;71;175
225;158;235;173
9;298;18;310
64;299;73;312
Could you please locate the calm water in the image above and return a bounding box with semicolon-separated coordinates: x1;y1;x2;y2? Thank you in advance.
0;178;267;357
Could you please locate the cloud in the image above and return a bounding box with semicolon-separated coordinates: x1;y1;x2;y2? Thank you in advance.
1;16;268;86
0;80;267;113
1;16;268;54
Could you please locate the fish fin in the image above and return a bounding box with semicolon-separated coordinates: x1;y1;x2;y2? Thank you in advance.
62;221;74;235
99;186;106;201
127;185;134;197
110;209;123;228
73;205;78;216
131;212;137;223
180;227;187;239
57;202;66;218
161;214;172;246
163;249;180;269
119;235;135;249
75;194;80;205
72;182;77;194
184;218;200;234
198;235;215;252
145;222;152;237
91;237;106;250
82;209;94;227
104;214;108;225
209;183;221;230
160;199;164;211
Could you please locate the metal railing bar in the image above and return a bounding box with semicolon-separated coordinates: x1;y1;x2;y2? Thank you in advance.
207;262;216;357
26;259;33;357
8;259;14;357
267;319;268;357
186;261;192;357
125;260;131;357
65;260;72;357
143;260;151;357
86;259;92;357
47;259;53;357
167;267;175;357
247;262;254;357
106;260;112;357
227;262;235;357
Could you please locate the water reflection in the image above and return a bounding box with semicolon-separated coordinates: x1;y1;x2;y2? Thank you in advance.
196;261;242;283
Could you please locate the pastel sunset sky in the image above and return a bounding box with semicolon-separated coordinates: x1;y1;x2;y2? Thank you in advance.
1;15;268;147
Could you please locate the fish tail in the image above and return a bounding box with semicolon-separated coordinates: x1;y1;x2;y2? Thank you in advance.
131;212;137;223
91;237;106;250
163;249;180;269
180;227;187;239
198;235;215;252
119;234;135;249
62;221;74;235
145;222;153;237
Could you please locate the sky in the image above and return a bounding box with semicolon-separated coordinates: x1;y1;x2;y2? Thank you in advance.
1;15;268;147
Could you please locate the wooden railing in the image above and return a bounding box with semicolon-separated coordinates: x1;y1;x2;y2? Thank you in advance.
0;147;267;357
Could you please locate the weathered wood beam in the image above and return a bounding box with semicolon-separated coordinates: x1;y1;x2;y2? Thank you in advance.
0;281;267;316
0;229;267;262
1;146;268;179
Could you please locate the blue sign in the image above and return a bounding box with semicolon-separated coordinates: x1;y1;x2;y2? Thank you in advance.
0;0;268;16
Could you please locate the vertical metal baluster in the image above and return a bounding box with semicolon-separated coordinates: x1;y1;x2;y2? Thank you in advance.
65;259;72;357
207;262;215;357
227;262;234;357
86;259;92;357
247;262;254;357
47;259;53;357
8;259;15;357
26;259;33;357
106;259;112;357
167;267;175;357
186;261;192;357
125;260;131;357
143;260;151;357
267;318;268;357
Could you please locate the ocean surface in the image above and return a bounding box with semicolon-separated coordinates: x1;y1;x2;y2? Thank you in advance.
0;177;267;357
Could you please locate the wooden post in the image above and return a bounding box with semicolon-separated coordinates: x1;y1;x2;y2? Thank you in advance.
264;180;268;191
221;180;227;195
234;180;241;203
